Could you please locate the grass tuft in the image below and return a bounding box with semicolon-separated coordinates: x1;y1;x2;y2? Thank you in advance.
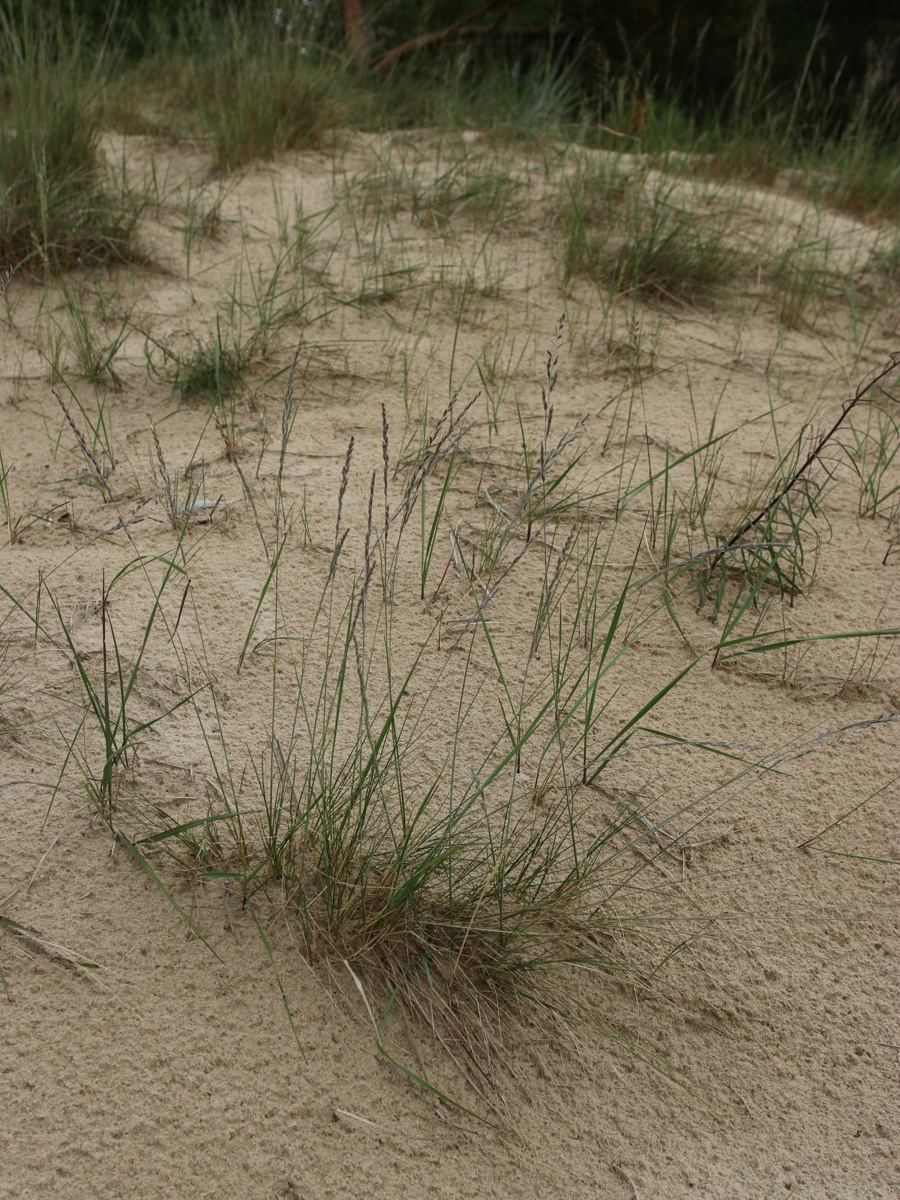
559;159;733;304
169;328;247;407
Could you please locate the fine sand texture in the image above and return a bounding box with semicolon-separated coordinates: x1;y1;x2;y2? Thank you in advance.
1;133;898;1199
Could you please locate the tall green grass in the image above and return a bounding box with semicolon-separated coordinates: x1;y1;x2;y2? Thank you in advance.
0;6;139;272
184;15;339;171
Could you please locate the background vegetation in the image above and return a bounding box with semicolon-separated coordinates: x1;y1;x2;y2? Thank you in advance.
3;0;895;227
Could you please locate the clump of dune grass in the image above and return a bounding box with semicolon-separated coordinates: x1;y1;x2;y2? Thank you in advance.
821;145;900;222
868;235;900;292
350;142;523;236
46;336;725;1109
559;159;733;304
0;7;139;273
767;235;836;330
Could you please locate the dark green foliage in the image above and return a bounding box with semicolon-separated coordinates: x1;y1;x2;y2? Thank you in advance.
171;334;245;405
46;1;900;131
7;2;898;221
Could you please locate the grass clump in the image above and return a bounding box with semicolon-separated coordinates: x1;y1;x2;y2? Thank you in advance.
848;401;900;523
173;12;339;172
354;146;523;236
768;235;835;330
168;327;246;407
560;160;733;304
808;140;900;222
0;7;139;273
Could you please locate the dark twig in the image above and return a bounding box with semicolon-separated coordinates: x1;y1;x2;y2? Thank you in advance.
706;353;899;578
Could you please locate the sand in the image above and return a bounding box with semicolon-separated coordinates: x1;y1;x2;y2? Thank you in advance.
1;132;898;1199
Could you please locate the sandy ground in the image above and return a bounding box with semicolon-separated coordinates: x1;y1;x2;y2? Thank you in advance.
1;132;898;1198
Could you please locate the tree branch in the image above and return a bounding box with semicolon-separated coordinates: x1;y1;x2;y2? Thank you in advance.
371;0;523;76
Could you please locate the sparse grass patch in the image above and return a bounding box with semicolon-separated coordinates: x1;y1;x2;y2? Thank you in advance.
44;554;191;818
700;357;900;620
57;276;131;390
349;143;523;237
797;128;900;223
767;234;836;329
848;399;900;523
0;447;19;546
869;234;900;291
703;137;784;188
180;178;233;277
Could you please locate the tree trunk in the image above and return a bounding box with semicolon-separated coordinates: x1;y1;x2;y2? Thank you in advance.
343;0;370;67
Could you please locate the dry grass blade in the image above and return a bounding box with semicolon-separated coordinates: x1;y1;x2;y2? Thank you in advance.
52;387;113;501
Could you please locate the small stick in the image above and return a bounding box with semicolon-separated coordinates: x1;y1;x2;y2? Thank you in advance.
431;552;454;602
